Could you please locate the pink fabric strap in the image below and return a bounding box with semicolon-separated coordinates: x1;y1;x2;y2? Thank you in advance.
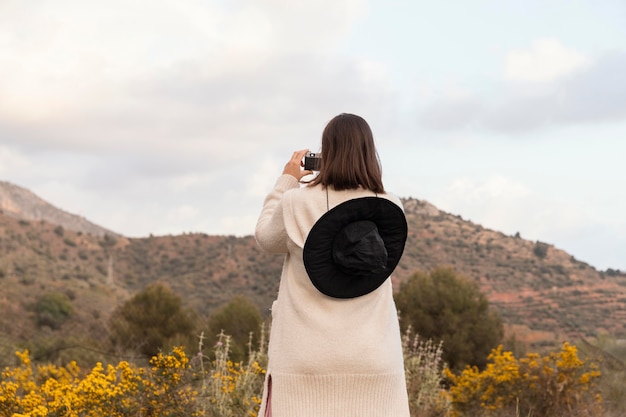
264;376;272;417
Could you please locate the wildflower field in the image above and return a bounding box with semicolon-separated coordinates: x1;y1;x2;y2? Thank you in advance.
1;329;624;417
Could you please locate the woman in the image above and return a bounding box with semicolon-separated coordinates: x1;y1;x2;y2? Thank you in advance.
255;113;410;417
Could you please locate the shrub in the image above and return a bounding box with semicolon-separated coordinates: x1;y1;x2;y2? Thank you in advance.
206;296;263;362
395;267;503;371
533;241;549;259
7;330;607;417
0;335;272;417
445;342;603;417
99;234;117;248
0;347;198;416
108;283;197;357
35;292;73;329
63;238;76;247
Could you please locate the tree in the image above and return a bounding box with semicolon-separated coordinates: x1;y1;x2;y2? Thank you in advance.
108;283;197;357
206;295;263;361
533;241;549;259
35;291;73;329
395;267;503;371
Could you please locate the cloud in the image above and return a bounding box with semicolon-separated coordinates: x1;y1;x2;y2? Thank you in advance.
488;51;626;131
0;0;372;149
425;172;626;269
246;157;284;198
0;0;395;175
417;40;626;133
505;38;588;83
0;0;397;222
0;146;31;175
216;214;260;237
555;51;626;123
0;52;396;166
431;175;588;241
418;94;484;131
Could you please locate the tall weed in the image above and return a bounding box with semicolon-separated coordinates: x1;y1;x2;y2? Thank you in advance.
403;326;451;417
195;330;267;417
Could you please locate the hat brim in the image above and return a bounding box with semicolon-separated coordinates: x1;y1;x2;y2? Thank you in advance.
303;197;408;299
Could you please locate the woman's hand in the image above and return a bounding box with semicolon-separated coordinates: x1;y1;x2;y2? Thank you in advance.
282;149;313;181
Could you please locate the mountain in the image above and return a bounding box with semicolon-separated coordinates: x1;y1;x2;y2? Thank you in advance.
1;181;626;364
398;198;626;347
0;181;118;237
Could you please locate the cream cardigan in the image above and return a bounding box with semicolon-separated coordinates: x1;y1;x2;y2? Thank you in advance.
255;175;410;417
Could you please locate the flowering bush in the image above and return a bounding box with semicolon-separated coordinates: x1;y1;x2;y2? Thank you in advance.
0;347;197;416
1;332;610;417
445;342;603;417
0;332;268;417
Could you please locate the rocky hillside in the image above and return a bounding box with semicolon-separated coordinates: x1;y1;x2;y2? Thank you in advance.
1;180;625;362
397;199;626;348
0;181;118;237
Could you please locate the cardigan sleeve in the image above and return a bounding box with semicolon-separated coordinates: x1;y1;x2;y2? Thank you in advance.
255;174;300;253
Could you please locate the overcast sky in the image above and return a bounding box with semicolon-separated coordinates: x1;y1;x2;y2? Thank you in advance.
1;0;625;271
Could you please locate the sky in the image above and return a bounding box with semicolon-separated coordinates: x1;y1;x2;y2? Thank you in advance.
0;0;625;271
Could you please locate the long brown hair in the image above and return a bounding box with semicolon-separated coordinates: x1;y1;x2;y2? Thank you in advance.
309;113;385;193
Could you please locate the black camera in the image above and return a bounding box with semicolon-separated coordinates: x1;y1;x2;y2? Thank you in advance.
304;152;321;171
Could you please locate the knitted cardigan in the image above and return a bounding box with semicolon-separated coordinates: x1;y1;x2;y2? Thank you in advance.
255;174;410;417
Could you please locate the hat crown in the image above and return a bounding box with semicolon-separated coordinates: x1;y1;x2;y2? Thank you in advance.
303;196;408;299
332;220;388;274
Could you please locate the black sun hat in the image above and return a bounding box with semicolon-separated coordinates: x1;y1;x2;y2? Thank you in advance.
303;197;408;299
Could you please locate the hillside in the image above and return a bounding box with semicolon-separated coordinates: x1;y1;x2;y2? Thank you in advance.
1;180;626;363
0;181;118;237
398;198;626;347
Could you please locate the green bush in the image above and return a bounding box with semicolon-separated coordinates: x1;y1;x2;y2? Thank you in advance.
533;241;549;259
206;296;263;362
35;291;73;329
108;282;197;357
63;237;77;247
395;267;503;371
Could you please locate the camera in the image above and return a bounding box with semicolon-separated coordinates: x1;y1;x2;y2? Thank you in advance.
304;152;321;171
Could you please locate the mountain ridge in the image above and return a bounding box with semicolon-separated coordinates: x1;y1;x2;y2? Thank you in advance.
0;180;119;237
1;179;625;360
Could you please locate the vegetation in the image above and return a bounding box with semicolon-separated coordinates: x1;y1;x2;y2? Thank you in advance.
395;267;503;371
402;327;451;417
196;331;267;417
445;342;603;417
0;347;199;416
2;196;626;357
34;292;73;330
4;332;625;417
533;241;549;259
0;332;268;417
3;192;626;415
206;296;264;362
108;283;197;357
